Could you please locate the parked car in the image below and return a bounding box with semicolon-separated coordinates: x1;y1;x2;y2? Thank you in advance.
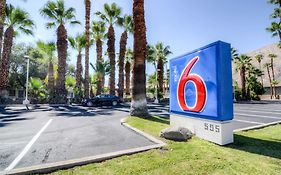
83;94;122;107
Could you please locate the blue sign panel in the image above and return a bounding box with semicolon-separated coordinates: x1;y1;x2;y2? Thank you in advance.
170;41;233;121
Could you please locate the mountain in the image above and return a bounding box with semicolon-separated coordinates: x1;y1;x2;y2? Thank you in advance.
232;43;281;87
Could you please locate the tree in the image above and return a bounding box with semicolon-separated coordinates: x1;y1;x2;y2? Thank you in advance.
117;15;133;99
264;62;274;99
125;48;133;96
130;0;149;117
255;54;264;87
90;61;110;94
84;0;91;98
40;0;80;103
268;53;277;98
0;0;6;60
92;21;106;95
147;43;172;99
267;0;281;46
29;77;46;103
68;34;86;89
0;4;34;97
234;54;252;100
231;47;239;60
37;41;56;99
96;3;122;95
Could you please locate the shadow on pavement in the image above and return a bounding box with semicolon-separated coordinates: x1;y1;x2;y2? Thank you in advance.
0;106;30;127
53;106;114;117
229;134;281;159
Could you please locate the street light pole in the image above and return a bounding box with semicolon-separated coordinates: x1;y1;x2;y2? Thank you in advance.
23;55;30;109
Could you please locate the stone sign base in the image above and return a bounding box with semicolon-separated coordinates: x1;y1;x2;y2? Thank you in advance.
170;114;233;145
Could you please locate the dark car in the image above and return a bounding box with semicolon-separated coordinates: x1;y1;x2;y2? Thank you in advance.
83;94;122;107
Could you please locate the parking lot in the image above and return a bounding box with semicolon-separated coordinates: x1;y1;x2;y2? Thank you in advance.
1;102;281;173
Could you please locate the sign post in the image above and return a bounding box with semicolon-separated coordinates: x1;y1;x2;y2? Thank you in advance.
169;41;233;145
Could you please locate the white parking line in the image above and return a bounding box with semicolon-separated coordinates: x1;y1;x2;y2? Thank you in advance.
233;119;265;125
235;113;281;120
5;119;53;171
236;109;281;115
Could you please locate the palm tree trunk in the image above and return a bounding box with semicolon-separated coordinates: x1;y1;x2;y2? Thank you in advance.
75;52;82;89
271;58;276;98
56;24;67;103
125;61;131;96
240;65;246;100
118;31;127;99
96;39;103;95
48;61;54;90
0;0;6;61
0;26;13;97
157;58;164;98
108;24;116;95
266;65;273;99
130;0;149;117
84;0;91;98
259;62;263;87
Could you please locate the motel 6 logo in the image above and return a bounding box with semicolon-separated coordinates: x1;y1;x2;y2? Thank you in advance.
177;56;207;113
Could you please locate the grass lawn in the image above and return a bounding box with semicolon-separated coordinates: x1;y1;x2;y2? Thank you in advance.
51;116;281;175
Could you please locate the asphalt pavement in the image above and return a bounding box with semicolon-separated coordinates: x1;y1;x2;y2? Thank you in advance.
0;105;155;172
1;102;281;173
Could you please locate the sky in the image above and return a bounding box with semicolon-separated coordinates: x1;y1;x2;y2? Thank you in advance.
7;0;277;76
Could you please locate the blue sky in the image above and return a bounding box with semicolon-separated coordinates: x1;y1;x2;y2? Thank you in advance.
7;0;277;75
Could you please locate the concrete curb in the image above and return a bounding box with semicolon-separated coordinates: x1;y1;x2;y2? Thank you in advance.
234;120;281;132
1;118;166;175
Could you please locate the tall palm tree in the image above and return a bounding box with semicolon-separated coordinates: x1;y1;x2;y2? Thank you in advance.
92;21;106;95
117;15;133;99
96;3;122;95
68;34;86;89
0;4;34;96
147;43;172;98
130;0;149;117
125;48;133;96
264;62;273;99
37;41;56;93
40;0;80;103
255;54;264;87
84;0;91;98
268;53;277;98
234;54;252;100
0;0;6;60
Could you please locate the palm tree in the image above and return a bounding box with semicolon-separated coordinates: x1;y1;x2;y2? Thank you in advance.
0;0;6;60
0;4;34;96
255;54;264;87
92;21;106;95
264;62;273;99
231;47;239;60
96;3;122;95
234;54;252;100
117;15;133;99
68;34;86;89
130;0;149;117
125;48;133;96
267;0;281;46
37;41;56;93
147;43;172;99
268;53;277;98
84;0;91;98
90;61;111;94
40;0;80;103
